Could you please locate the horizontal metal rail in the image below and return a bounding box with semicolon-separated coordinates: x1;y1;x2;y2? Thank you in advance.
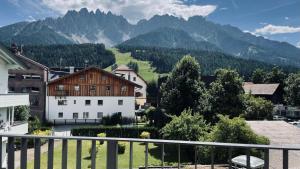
0;133;299;169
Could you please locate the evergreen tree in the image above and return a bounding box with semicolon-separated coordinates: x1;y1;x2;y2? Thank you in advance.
127;61;139;73
160;55;208;116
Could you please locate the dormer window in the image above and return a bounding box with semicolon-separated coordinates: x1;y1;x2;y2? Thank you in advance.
56;85;64;91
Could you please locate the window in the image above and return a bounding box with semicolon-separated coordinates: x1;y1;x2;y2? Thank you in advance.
102;75;107;81
98;100;103;106
31;87;40;93
8;87;15;93
56;85;64;91
97;112;103;119
85;100;91;105
31;96;39;106
74;100;76;104
121;85;127;95
31;75;41;79
58;100;67;105
58;112;63;118
118;100;123;105
73;113;78;119
133;77;136;81
83;112;89;119
74;85;80;91
80;75;85;80
8;74;16;79
105;86;111;95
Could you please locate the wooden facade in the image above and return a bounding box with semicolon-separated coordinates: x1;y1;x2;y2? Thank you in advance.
48;67;139;97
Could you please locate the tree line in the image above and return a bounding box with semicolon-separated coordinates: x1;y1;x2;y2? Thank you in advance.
21;43;115;68
117;45;298;78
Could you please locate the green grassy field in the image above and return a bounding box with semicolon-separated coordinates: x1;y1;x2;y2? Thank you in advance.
25;141;193;169
105;48;160;82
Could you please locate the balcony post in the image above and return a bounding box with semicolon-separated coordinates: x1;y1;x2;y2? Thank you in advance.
11;106;14;125
106;140;118;169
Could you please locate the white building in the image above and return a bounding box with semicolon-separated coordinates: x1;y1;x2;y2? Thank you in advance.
113;65;147;108
0;45;29;168
46;67;141;124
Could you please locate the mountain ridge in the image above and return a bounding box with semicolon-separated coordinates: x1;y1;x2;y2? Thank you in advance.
1;8;300;67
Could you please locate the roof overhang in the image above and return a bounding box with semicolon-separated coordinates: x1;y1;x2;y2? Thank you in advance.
0;44;26;69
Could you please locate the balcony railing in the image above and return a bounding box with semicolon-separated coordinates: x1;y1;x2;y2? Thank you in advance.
0;134;300;169
0;93;29;107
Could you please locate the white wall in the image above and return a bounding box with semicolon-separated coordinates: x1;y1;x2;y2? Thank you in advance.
0;58;8;94
46;96;135;122
114;70;147;105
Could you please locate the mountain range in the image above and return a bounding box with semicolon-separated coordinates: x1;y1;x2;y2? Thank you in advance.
1;8;300;68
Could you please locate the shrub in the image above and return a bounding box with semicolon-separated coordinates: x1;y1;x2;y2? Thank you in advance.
118;142;126;154
14;105;30;121
71;126;159;138
201;115;270;163
27;129;52;147
28;116;41;133
97;133;106;144
243;94;273;120
102;112;135;125
140;131;150;139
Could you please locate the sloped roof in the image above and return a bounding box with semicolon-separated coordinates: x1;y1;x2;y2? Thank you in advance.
114;64;147;84
115;65;132;71
14;53;48;70
48;66;142;88
243;83;280;95
0;43;26;69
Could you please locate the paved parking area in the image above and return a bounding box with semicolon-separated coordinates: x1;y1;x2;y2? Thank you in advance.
247;121;300;169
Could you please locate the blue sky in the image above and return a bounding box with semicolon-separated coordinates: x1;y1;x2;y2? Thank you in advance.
0;0;299;47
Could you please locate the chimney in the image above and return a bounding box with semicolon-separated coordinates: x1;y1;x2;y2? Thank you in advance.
69;66;75;74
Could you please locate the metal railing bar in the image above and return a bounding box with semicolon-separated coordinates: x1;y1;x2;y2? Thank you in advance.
129;142;133;169
228;147;232;169
91;140;96;169
194;145;197;169
1;134;300;150
62;139;68;169
246;149;250;169
20;138;28;169
178;144;180;169
34;138;41;169
76;140;82;169
211;146;214;169
0;137;2;168
47;139;54;169
145;142;149;169
7;137;14;169
161;143;164;169
264;149;269;169
283;149;288;169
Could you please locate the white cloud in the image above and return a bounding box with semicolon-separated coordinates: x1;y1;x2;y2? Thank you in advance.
41;0;217;24
255;24;300;35
284;16;289;20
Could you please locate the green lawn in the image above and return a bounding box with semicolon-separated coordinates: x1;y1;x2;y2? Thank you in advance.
25;141;193;169
105;48;160;82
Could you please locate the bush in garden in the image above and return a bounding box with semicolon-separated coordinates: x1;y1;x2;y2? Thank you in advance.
140;131;150;139
118;142;126;154
71;126;159;138
97;133;106;144
200;115;270;163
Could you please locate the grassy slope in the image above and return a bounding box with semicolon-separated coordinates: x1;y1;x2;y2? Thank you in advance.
105;48;160;82
25;141;191;169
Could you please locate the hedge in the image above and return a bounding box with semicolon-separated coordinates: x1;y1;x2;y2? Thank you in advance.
71;126;159;139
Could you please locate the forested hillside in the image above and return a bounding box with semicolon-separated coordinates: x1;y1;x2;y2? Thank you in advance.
22;43;115;68
117;45;298;77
